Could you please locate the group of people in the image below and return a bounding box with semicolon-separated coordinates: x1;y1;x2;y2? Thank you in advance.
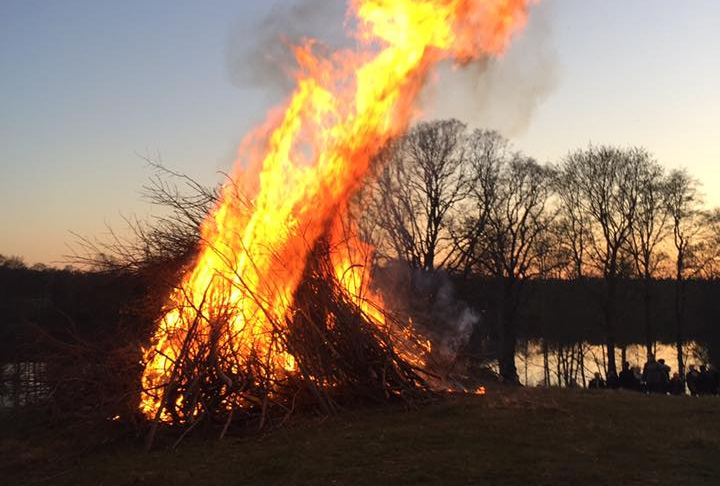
587;354;720;396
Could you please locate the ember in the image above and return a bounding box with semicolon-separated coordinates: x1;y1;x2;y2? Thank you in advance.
139;0;534;434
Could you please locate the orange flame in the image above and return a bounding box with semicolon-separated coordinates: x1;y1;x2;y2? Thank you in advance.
140;0;534;419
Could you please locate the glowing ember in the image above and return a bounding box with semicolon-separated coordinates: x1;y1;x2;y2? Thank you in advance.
140;0;534;420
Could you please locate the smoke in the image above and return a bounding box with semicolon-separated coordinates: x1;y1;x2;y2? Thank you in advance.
412;269;480;359
226;0;558;137
225;0;348;96
371;262;479;360
420;1;559;136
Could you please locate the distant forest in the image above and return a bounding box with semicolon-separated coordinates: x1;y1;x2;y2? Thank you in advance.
2;262;720;381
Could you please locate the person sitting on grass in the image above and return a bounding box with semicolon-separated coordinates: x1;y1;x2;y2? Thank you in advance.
698;365;713;395
669;372;684;395
632;365;645;392
619;361;640;391
588;372;606;389
698;365;719;395
643;354;663;393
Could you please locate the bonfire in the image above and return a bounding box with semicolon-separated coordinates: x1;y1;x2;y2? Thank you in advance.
139;0;532;442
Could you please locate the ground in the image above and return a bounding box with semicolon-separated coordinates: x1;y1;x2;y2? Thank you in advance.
1;387;719;485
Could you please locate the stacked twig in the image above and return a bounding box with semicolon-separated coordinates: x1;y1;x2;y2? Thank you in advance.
142;236;438;448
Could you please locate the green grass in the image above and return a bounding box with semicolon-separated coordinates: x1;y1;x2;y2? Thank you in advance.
2;387;719;485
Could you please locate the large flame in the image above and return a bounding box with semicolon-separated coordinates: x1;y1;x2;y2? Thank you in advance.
140;0;534;419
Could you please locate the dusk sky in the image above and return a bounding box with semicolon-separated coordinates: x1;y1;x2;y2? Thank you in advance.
1;0;719;265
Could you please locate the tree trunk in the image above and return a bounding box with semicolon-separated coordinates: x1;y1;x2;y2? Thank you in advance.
499;329;518;383
605;278;618;380
643;279;653;359
498;278;519;384
675;276;686;384
542;339;550;387
579;342;587;388
606;339;617;381
555;344;562;386
523;340;529;386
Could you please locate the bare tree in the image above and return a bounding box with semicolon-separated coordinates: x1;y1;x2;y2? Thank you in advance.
70;160;219;273
698;208;720;278
626;159;670;358
447;129;507;275
552;165;592;280
366;119;470;271
0;255;27;270
666;169;705;382
557;146;650;380
466;153;554;383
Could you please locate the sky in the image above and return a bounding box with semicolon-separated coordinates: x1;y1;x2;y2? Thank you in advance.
1;0;719;265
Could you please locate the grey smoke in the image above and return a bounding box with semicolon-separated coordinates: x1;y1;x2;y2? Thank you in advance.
225;0;348;96
226;0;558;135
420;1;559;136
413;269;479;359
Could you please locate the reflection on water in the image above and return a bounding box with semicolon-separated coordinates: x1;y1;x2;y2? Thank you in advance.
1;362;50;408
503;341;705;388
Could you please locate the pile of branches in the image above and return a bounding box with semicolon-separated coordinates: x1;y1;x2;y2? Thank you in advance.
144;236;437;448
59;165;449;446
287;238;434;410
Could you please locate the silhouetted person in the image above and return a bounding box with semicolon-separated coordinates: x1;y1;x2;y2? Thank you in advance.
588;372;606;389
642;354;653;381
643;354;663;393
698;365;713;395
705;366;720;395
669;372;684;395
658;359;671;393
632;366;645;392
619;361;639;391
686;365;700;396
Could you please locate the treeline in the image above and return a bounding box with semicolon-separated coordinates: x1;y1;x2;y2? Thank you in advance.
356;119;720;383
5;120;720;387
0;257;147;361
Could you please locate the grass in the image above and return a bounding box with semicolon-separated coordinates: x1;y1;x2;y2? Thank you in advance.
1;387;719;485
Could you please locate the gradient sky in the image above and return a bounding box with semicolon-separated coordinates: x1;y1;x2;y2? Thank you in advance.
1;0;719;265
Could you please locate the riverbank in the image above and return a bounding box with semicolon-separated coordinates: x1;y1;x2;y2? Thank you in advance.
2;387;719;485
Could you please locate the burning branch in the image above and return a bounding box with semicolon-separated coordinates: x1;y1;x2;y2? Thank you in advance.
137;0;536;445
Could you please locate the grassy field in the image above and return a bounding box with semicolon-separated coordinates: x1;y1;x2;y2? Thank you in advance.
2;387;719;485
